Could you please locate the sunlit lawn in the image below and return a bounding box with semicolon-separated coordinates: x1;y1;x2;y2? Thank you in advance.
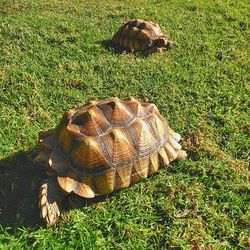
0;0;249;249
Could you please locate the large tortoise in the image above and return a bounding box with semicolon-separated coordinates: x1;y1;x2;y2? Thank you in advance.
112;19;174;55
34;97;187;226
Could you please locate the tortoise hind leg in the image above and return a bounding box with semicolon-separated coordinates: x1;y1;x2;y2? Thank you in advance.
39;176;67;226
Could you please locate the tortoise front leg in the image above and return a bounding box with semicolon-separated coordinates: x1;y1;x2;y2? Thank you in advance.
39;176;67;226
143;45;163;56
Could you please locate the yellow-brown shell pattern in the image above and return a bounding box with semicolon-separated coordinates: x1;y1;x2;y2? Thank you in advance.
112;19;169;52
34;97;186;198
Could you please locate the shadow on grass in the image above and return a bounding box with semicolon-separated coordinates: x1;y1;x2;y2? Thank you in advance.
0;150;116;231
0;151;45;230
100;39;123;55
0;149;191;231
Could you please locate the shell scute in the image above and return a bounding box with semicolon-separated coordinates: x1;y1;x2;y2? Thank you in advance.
137;29;150;41
103;128;136;166
130;118;157;157
71;137;110;169
94;169;116;195
137;22;147;30
164;142;177;162
126;98;148;117
116;166;132;189
131;158;149;183
57;171;78;193
147;113;168;142
73;176;95;198
148;152;159;176
123;38;129;48
128;27;139;38
71;106;110;136
98;99;134;126
158;148;169;166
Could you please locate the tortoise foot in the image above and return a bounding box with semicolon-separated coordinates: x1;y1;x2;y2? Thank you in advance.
143;45;158;56
39;177;64;226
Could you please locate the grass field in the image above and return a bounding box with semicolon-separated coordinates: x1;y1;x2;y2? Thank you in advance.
0;0;249;249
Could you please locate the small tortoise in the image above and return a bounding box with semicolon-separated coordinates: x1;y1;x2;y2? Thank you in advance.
33;97;187;226
112;19;174;55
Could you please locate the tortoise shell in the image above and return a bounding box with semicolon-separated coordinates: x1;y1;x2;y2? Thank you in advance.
34;97;186;198
112;19;174;54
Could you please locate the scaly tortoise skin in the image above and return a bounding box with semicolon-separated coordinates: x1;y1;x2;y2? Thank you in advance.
112;19;174;55
34;97;187;226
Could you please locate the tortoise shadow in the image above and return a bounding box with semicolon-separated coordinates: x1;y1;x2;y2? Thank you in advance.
0;150;118;231
0;151;46;230
100;39;123;55
0;149;184;231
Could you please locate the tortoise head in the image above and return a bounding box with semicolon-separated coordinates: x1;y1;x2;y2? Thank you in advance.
155;36;174;48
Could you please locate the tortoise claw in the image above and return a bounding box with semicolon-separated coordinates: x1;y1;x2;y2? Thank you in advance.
177;150;187;160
